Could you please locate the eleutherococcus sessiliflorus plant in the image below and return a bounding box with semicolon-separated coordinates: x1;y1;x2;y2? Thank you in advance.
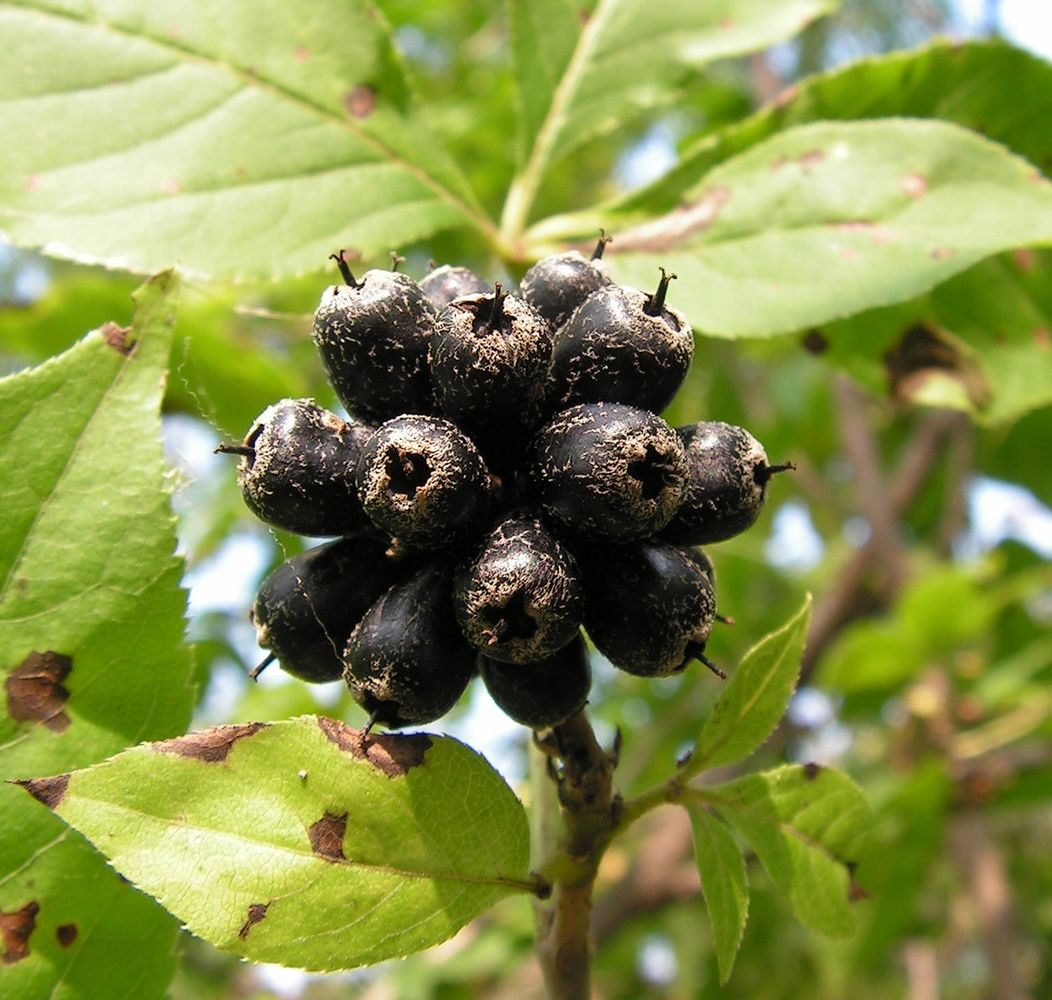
218;244;793;730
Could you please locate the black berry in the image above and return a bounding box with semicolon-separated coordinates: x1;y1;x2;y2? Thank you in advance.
528;402;688;540
480;632;591;729
551;269;693;413
519;233;613;331
581;541;718;677
429;284;553;463
453;516;583;663
251;535;407;683
420;263;490;311
355;414;493;549
343;564;477;728
661;422;794;545
312;252;436;423
217;399;373;537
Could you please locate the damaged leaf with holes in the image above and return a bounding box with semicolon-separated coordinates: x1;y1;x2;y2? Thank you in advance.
18;716;534;971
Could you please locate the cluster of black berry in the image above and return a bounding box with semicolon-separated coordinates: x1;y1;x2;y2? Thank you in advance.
218;237;791;731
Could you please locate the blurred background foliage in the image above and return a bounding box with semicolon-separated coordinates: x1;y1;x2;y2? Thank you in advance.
1;0;1049;997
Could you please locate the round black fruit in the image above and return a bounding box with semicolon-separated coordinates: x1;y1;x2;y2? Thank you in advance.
343;564;477;728
312;253;436;424
453;516;583;663
251;535;407;683
551;269;693;413
580;541;717;677
217;398;373;537
480;633;591;729
429;284;553;462
519;233;613;331
660;422;793;545
528;402;688;540
355;414;493;549
419;263;490;311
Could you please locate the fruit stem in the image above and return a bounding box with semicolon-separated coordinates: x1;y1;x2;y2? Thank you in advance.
214;443;255;460
698;653;727;680
644;268;677;316
249;652;276;681
715;612;737;626
479;282;507;334
389;250;405;272
328;250;360;288
591;229;613;260
755;460;797;486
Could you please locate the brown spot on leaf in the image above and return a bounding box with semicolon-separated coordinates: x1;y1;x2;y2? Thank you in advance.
317;716;431;778
803;762;822;781
344;84;376;119
159;177;181;195
308;812;347;863
902;174;927;198
836;221;897;244
55;924;77;948
1;902;39;964
1012;248;1035;272
801;330;828;354
930;247;955;261
5;650;72;732
884;324;990;409
1034;327;1050;349
24;175;40;193
15;774;71;810
612;187;730;253
848;878;870;903
796;149;824;171
238;903;268;940
100;322;136;356
155;723;268;763
294;46;309;62
719;17;736;30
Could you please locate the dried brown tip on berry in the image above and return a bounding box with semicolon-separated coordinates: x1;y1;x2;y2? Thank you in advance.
328;250;360;288
250;652;276;681
389;251;405;272
215;443;256;459
698;653;727;679
755;460;796;486
644;268;677;317
475;283;507;335
591;229;613;260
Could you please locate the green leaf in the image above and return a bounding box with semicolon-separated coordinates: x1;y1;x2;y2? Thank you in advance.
0;275;193;997
503;0;838;232
708;764;869;938
815;250;1052;425
23;717;534;971
604;119;1052;337
688;805;749;983
600;38;1052;224
686;595;811;774
0;1;488;279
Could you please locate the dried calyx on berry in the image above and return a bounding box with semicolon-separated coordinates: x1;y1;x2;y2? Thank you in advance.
519;231;613;331
453;516;583;663
661;421;794;545
551;268;693;414
216;398;372;537
312;250;436;424
429;283;553;465
355;414;494;549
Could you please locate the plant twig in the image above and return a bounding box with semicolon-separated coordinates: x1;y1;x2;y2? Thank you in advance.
532;710;618;1000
